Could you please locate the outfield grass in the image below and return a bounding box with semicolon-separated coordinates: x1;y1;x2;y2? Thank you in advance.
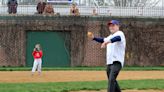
0;66;163;71
0;79;163;92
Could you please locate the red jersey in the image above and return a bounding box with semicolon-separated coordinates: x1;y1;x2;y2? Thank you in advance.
32;50;43;59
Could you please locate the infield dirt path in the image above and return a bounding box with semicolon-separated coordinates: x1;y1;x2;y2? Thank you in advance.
0;71;163;83
71;90;164;92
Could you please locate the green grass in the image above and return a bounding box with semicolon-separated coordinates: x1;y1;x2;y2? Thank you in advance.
0;66;163;71
0;79;163;92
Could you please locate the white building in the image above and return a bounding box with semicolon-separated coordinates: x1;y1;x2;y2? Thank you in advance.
73;0;109;6
0;0;36;5
0;0;108;6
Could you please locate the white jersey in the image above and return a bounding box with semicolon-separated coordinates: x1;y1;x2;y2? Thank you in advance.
104;31;126;67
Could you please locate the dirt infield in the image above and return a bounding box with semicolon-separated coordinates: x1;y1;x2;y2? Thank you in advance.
0;71;163;83
71;90;164;92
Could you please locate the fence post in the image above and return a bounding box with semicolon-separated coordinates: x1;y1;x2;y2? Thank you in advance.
162;0;164;17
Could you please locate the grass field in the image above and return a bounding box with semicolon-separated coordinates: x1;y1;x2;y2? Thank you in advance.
0;79;163;92
0;66;163;71
0;67;163;92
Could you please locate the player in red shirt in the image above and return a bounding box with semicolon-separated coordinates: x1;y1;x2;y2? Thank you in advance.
31;44;43;76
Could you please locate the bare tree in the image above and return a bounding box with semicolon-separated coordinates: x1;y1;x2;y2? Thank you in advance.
106;0;161;7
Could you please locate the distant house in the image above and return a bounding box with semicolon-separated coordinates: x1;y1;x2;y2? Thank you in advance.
0;0;36;5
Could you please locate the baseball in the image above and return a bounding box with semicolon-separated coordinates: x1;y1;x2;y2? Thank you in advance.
87;32;93;38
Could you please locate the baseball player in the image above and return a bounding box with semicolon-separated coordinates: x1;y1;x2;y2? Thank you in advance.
88;20;126;92
31;44;43;76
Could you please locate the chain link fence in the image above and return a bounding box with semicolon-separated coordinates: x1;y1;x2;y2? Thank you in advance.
0;5;164;17
0;0;164;17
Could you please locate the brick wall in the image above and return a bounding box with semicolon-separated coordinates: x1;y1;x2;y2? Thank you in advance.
0;16;163;66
